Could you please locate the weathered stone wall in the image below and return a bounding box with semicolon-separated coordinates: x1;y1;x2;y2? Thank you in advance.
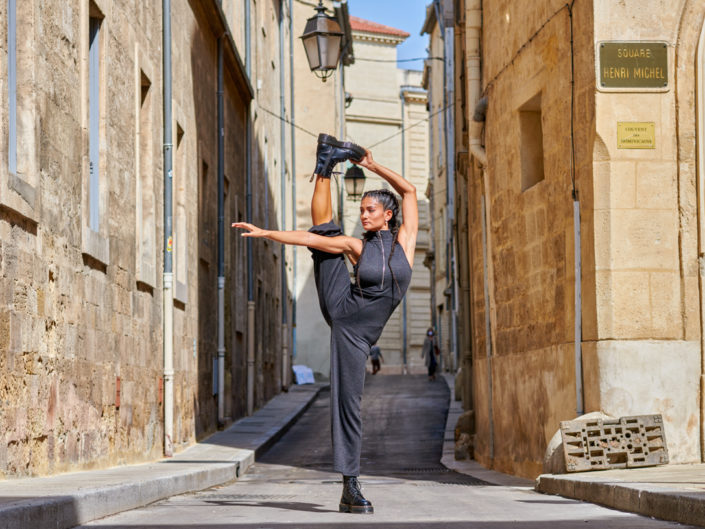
468;0;595;477
0;0;286;478
467;0;705;478
0;0;173;477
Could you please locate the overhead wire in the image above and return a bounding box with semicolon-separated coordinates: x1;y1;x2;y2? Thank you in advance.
355;56;444;63
257;100;455;151
367;102;453;149
257;104;318;138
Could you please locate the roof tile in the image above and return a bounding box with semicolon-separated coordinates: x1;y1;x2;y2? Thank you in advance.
349;16;410;38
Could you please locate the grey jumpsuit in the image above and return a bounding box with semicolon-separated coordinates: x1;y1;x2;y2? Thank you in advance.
309;221;412;476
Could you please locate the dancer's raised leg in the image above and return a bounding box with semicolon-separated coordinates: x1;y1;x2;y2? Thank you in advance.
311;175;333;226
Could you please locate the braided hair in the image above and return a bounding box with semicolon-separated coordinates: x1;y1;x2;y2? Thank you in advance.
355;189;402;302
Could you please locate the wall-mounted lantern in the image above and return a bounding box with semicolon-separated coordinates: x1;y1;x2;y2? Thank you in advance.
300;1;343;82
344;165;366;200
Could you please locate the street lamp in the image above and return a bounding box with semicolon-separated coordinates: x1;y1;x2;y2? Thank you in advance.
300;1;343;82
344;165;366;200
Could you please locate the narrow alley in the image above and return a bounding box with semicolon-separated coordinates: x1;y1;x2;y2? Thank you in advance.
76;376;694;528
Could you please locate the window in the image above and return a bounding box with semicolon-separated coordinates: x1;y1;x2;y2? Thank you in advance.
199;156;212;263
8;0;17;176
81;1;109;265
88;15;102;231
136;69;155;287
519;93;545;191
201;160;209;233
2;0;38;221
436;108;444;174
174;122;188;303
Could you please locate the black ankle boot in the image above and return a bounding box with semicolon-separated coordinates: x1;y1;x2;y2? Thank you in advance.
339;475;374;514
312;133;366;179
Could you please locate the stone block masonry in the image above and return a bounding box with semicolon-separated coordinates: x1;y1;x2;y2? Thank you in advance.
0;0;288;478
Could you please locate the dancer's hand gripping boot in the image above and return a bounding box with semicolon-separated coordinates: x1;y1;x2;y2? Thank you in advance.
311;133;366;181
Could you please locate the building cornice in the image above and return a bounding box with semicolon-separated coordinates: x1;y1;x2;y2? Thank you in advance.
403;94;428;105
401;85;428;104
353;31;406;46
346;114;402;126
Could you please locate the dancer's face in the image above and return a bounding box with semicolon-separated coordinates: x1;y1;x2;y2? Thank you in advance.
359;197;392;232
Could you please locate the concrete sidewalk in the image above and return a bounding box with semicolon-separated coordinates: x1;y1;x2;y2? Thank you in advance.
536;463;705;527
0;383;326;529
440;374;705;527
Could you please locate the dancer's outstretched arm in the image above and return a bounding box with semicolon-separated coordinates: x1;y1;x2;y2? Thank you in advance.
232;222;363;262
354;151;418;265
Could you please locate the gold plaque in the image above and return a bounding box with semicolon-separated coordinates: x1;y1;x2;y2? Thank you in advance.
617;122;655;149
599;42;668;91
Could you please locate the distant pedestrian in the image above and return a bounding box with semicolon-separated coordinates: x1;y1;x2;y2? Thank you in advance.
421;328;439;381
369;344;384;375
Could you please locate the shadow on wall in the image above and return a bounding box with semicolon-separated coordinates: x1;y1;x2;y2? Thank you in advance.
189;19;289;442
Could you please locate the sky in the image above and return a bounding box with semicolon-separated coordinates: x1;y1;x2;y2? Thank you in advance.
346;0;431;71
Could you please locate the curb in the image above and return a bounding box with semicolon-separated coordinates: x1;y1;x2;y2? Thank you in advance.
0;383;326;529
536;473;705;528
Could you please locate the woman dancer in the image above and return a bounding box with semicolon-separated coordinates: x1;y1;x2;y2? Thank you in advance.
232;134;418;514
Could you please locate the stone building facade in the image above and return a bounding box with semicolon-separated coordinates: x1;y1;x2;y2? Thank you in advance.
0;0;294;478
422;3;457;375
428;0;705;478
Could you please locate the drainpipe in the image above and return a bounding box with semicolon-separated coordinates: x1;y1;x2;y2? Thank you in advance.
474;94;495;464
574;199;583;415
467;0;492;460
244;0;251;77
467;0;486;167
246;111;255;416
279;0;288;390
442;10;458;371
469;99;487;166
698;21;705;463
244;0;255;416
426;76;438;348
480;194;494;461
567;4;584;417
400;88;408;374
217;35;226;426
289;0;297;364
162;0;174;457
338;61;345;226
424;54;442;371
246;114;254;416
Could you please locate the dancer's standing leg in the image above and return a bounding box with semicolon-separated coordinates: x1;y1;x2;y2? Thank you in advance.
308;174;365;476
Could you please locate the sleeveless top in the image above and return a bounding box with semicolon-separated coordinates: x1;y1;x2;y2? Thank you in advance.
353;229;412;303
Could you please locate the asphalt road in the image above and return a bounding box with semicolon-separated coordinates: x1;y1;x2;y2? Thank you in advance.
79;375;697;528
